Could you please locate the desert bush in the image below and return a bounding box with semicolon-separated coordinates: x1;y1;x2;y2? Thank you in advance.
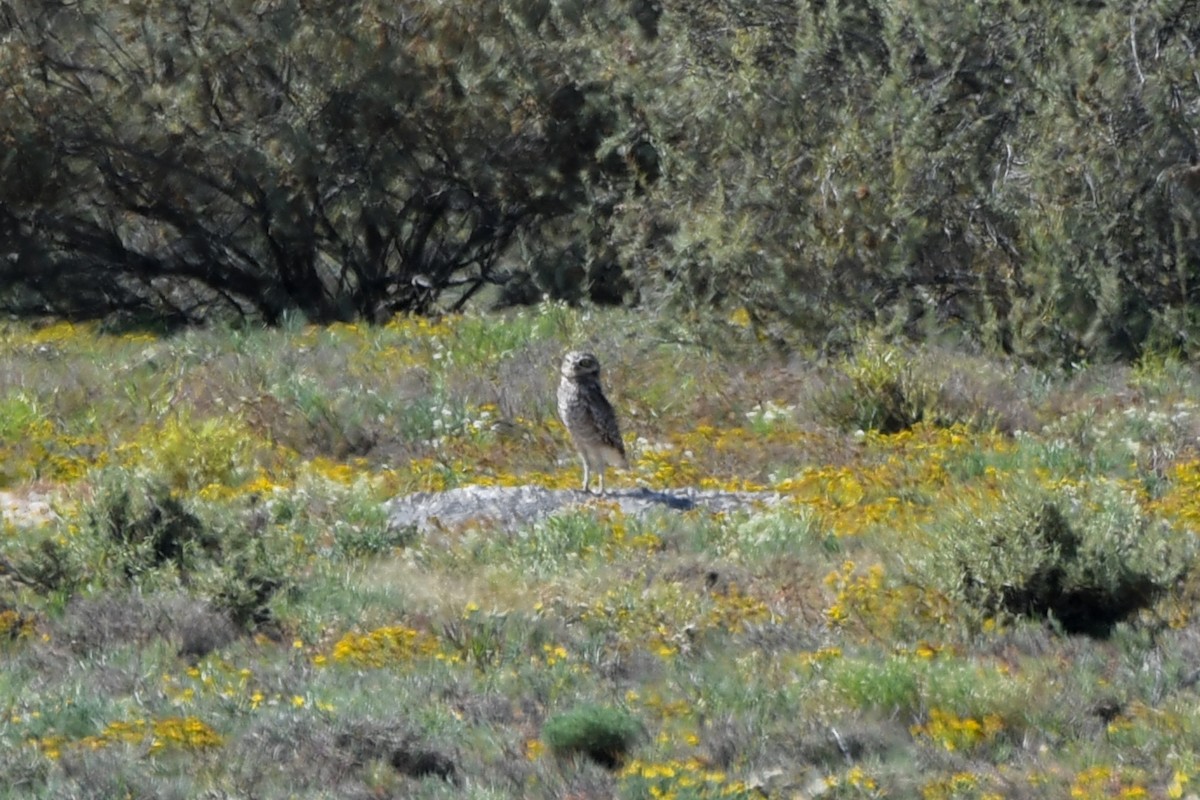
73;471;297;631
48;744;201;800
84;473;218;585
204;544;288;633
820;336;935;433
912;476;1194;636
437;605;553;670
333;514;415;559
0;536;87;597
821;336;1040;434
542;704;641;769
907;346;1040;435
0;601;35;643
137;413;262;492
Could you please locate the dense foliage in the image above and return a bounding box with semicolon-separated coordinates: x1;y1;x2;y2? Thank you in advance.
0;0;649;324
4;0;1200;360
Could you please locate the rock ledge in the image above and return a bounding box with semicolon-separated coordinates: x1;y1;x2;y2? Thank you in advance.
386;485;783;534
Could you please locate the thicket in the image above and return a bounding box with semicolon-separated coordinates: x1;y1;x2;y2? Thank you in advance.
3;0;1200;362
914;476;1192;636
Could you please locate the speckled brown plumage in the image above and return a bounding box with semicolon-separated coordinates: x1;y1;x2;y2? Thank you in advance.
557;351;627;494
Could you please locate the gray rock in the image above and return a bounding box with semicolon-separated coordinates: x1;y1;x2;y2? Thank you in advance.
386;485;783;534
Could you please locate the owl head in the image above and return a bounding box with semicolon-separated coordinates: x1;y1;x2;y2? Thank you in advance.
560;351;601;380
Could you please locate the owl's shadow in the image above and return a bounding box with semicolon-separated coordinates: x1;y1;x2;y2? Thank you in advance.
590;487;700;511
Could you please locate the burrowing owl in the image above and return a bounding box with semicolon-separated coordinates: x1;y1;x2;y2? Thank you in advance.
558;351;628;495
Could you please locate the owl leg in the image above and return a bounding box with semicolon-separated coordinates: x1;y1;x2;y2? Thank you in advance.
597;468;606;496
580;458;591;493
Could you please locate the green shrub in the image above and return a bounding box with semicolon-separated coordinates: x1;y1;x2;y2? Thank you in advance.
912;476;1194;636
84;473;218;585
0;536;86;597
205;545;287;633
541;704;641;769
0;391;39;441
77;471;294;631
333;520;415;559
140;413;260;492
821;337;934;433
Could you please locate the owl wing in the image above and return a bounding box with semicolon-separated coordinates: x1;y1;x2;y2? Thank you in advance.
588;392;626;459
